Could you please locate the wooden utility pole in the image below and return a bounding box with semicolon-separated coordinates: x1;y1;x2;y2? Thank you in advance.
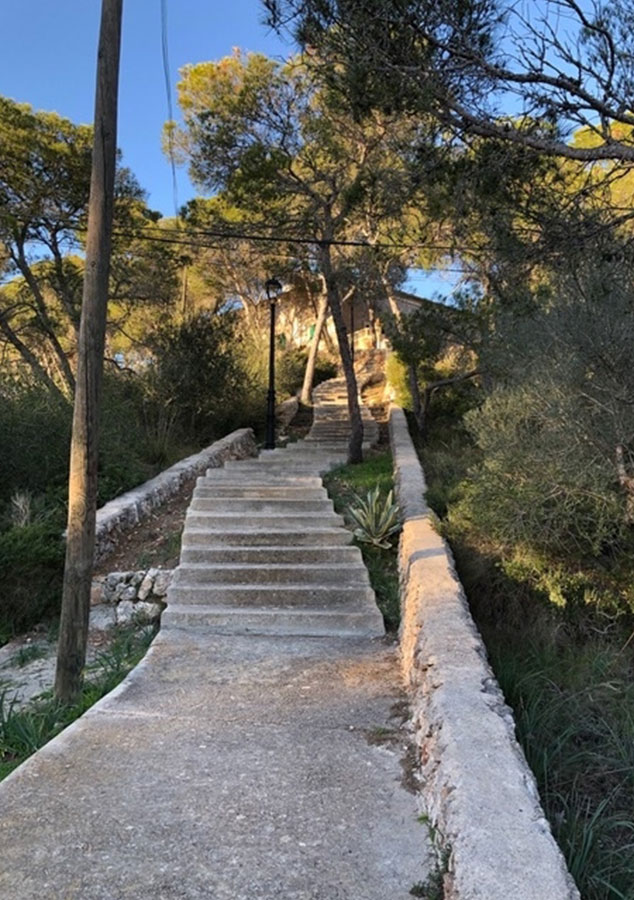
55;0;123;703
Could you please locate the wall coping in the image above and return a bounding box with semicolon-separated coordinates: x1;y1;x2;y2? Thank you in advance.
389;405;579;900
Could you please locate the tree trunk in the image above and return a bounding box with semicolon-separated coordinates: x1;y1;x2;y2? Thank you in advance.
0;313;68;401
319;244;364;464
181;264;189;317
300;278;329;405
420;370;481;438
380;270;402;323
15;248;76;394
55;0;123;704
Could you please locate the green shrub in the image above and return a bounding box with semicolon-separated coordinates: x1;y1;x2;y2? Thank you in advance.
98;373;157;501
276;347;308;397
313;355;338;386
385;352;412;409
419;378;634;898
453;385;627;559
0;521;65;638
145;311;256;444
0;382;71;507
0;622;156;780
275;347;338;399
324;452;401;630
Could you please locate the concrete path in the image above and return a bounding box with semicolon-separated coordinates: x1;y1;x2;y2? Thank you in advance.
0;379;431;899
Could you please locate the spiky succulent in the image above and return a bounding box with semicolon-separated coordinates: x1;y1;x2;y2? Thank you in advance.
347;486;401;549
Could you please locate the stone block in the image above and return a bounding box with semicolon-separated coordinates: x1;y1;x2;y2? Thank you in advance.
152;569;173;597
90;579;105;607
132;601;163;622
137;570;156;602
115;600;135;625
89;604;117;631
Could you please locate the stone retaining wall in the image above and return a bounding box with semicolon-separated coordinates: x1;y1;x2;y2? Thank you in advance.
389;406;579;900
91;567;174;626
94;428;257;563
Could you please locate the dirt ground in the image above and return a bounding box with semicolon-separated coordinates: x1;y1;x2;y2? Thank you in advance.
93;482;193;576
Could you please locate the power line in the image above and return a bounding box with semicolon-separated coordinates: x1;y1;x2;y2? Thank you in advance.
160;0;179;217
113;223;484;254
112;224;569;266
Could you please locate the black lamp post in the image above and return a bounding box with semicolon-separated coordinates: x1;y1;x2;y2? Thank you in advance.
264;277;283;449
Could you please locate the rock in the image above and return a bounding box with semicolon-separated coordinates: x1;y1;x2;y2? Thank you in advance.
106;571;127;590
130;571;144;588
120;585;138;603
152;570;173;597
276;395;299;428
91;579;105;607
132;601;163;623
116;601;135;625
90;604;116;631
137;572;154;602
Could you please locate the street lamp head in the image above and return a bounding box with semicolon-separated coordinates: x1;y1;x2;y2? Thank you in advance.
265;277;283;302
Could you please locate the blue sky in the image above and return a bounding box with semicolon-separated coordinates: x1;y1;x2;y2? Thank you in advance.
1;1;290;214
0;0;455;298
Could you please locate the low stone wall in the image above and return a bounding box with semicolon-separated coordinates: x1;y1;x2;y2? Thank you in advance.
389;406;579;900
94;428;257;563
91;567;174;626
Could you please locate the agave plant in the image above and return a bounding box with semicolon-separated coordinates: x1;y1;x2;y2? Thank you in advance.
347;486;401;549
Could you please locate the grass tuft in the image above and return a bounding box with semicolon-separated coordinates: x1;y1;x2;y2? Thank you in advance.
324;451;401;631
7;643;48;668
0;623;156;782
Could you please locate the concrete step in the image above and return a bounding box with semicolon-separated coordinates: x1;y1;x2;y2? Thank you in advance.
189;498;335;514
307;424;377;432
303;436;375;445
174;562;370;586
194;483;328;499
253;455;344;467
215;466;340;478
222;462;333;474
181;527;353;547
179;545;363;565
261;444;347;454
184;511;344;530
167;583;376;607
202;473;323;487
161;604;385;637
281;441;348;448
308;413;355;418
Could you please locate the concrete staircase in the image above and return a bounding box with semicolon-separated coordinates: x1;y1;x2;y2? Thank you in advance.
162;378;384;638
